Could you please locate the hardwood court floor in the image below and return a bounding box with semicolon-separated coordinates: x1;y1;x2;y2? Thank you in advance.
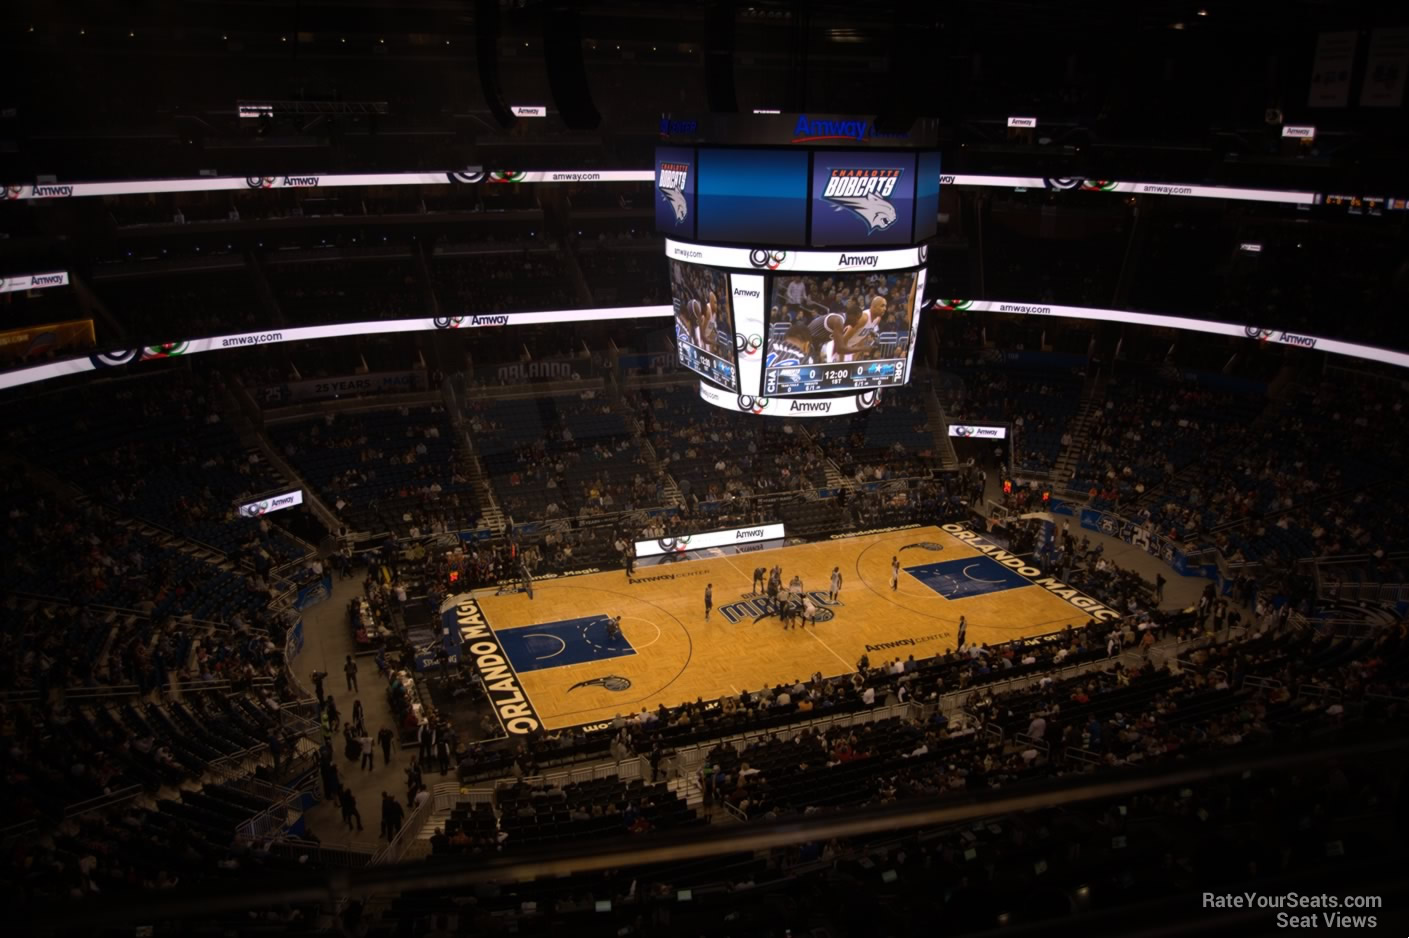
474;525;1098;732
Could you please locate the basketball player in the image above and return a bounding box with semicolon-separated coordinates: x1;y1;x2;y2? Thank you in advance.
788;574;804;595
701;291;720;352
890;556;900;591
753;566;766;594
781;594;799;631
956;615;967;650
606;616;623;642
801;594;819;628
766;575;780;613
808;297;882;364
768;322;816;367
704;583;713;622
684;297;704;347
829;567;842;602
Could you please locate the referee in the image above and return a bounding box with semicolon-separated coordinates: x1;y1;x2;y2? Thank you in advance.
704;583;713;622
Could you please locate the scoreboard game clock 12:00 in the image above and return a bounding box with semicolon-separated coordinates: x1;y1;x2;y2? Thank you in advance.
763;268;922;395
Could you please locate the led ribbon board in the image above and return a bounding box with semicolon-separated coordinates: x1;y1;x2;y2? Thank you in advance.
5;169;1318;204
664;239;922;272
0;305;673;392
5;171;1318;205
698;380;882;417
2;170;654;199
947;424;1008;439
237;489;304;518
633;522;786;558
0;271;69;294
938;175;1318;205
932;299;1409;370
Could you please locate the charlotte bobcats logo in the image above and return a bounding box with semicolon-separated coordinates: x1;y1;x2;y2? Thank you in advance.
5;186;23;200
749;249;788;270
821;167;902;234
434;316;464;329
737;395;769;415
246;176;276;189
657;161;690;225
734;333;763;356
568;675;632;693
1245;325;1274;343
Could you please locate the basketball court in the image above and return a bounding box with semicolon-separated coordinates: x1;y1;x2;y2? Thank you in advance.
466;522;1124;734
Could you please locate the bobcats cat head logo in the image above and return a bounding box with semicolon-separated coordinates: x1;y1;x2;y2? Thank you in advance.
822;167;902;234
657;160;690;225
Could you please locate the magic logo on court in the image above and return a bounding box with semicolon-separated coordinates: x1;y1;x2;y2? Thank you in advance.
451;597;544;735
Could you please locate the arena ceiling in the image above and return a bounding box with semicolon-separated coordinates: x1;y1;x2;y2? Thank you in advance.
0;0;1405;186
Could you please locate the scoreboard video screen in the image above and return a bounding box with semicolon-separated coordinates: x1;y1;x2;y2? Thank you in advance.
763;269;921;395
809;151;917;247
670;260;739;391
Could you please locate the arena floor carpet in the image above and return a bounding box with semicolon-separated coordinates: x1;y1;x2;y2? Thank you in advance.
469;523;1122;733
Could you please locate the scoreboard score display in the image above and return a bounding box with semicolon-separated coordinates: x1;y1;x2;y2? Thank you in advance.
657;124;937;406
763;267;924;395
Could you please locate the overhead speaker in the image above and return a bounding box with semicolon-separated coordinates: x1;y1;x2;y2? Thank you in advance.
704;1;738;113
542;3;601;130
475;0;517;129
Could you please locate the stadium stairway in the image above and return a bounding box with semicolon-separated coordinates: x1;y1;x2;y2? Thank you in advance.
89;498;236;572
1052;372;1105;487
463;449;506;534
223;379;346;540
922;386;960;471
668;773;711;815
618;399;683;506
789;423;846;490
